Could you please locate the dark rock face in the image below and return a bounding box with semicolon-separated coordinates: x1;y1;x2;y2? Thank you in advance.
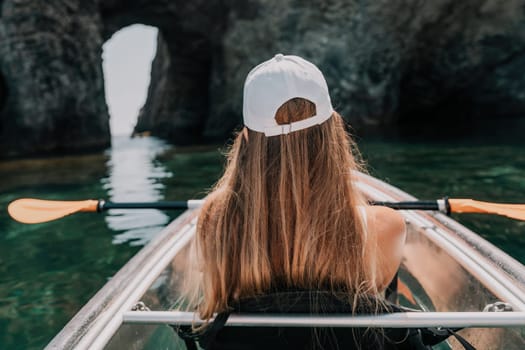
2;0;525;158
390;0;525;139
135;0;525;143
206;0;525;141
0;0;110;158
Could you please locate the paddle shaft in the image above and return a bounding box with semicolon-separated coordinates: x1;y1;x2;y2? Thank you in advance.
370;200;450;214
98;200;203;211
99;199;450;213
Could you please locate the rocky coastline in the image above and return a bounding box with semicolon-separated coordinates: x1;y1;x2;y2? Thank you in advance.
1;0;525;157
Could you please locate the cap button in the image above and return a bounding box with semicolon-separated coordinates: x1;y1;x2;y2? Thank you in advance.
274;53;284;61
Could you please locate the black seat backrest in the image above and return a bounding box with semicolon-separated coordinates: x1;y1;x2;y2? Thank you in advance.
174;290;474;350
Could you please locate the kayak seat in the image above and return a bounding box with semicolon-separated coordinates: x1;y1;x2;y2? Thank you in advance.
174;290;475;350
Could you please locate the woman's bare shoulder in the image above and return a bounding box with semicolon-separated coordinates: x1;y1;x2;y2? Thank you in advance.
363;205;407;289
363;205;406;240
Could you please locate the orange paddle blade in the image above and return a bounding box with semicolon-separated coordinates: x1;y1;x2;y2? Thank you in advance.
449;199;525;221
8;198;99;224
398;280;417;305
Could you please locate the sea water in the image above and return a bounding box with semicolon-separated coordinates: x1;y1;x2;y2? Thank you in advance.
0;135;524;349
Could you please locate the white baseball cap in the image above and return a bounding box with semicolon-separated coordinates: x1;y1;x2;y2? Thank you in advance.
243;54;334;137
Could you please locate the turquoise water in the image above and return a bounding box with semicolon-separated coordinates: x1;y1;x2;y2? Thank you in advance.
1;136;524;349
361;141;525;257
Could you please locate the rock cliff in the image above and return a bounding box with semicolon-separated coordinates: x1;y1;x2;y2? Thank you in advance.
136;0;525;142
0;0;110;157
1;0;525;157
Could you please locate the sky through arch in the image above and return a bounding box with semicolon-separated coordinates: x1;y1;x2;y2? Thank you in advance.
102;24;158;136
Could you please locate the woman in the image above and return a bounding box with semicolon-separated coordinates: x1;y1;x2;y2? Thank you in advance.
182;54;407;349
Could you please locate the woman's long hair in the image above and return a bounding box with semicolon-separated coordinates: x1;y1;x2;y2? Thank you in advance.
185;98;380;319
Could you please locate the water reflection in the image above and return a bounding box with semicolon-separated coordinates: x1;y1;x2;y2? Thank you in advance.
102;136;173;246
0;136;216;350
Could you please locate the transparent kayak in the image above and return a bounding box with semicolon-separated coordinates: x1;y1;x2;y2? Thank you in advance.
45;172;525;349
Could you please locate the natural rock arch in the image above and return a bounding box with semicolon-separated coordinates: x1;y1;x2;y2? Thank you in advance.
100;0;222;144
1;0;525;157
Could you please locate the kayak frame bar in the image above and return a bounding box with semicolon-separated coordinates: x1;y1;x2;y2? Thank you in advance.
123;311;525;328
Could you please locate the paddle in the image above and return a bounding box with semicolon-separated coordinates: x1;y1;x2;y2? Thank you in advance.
373;198;525;222
8;198;525;224
7;198;204;224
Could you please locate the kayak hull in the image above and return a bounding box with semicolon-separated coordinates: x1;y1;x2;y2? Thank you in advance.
46;172;525;350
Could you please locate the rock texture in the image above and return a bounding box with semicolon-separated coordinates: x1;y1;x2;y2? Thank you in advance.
2;0;525;157
0;0;110;157
134;0;525;142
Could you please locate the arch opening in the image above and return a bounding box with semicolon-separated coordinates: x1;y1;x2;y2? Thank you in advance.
102;24;158;137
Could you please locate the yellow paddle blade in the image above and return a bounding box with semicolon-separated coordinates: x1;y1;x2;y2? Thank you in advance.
449;199;525;221
8;198;99;224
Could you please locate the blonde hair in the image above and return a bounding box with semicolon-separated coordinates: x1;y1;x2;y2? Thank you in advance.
185;98;380;319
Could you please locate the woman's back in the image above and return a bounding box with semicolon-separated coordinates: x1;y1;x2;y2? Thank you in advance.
182;54;408;347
